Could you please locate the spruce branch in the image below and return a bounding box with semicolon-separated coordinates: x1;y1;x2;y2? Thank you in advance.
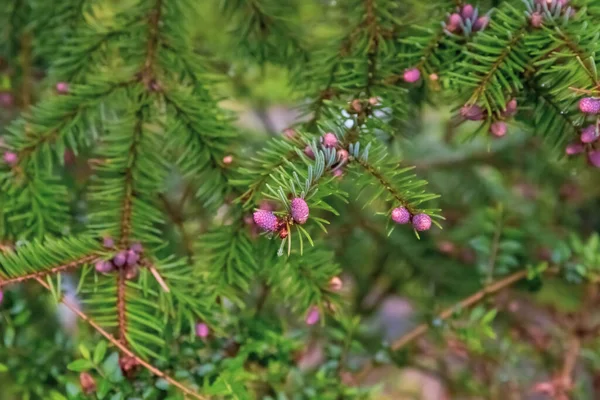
0;236;101;285
34;277;208;400
0;254;96;288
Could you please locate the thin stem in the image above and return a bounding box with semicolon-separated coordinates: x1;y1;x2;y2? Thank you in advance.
354;267;558;383
467;26;528;106
352;156;418;214
0;254;97;288
34;277;208;400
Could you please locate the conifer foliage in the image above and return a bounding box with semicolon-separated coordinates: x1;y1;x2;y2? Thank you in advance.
1;0;600;398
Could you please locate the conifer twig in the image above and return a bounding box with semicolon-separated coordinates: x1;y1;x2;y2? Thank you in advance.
34;277;208;400
354;267;558;383
0;254;98;288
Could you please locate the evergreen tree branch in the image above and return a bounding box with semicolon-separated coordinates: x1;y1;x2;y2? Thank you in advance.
0;254;96;288
119;109;144;245
34;277;208;400
466;25;528;107
116;269;128;346
0;236;101;284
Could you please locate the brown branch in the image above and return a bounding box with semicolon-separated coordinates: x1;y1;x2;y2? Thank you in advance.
352;156;419;214
467;26;528;105
119;111;143;245
140;0;163;86
354;267;558;383
0;254;97;288
34;277;208;400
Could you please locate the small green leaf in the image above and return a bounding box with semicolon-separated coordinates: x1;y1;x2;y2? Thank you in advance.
94;341;107;364
79;344;91;360
0;363;8;372
67;359;94;372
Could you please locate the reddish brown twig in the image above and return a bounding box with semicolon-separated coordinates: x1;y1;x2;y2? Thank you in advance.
35;277;208;400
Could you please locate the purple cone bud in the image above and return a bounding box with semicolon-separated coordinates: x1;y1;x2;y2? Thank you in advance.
504;98;518;117
412;214;432;231
304;145;315;159
460;104;485;121
196;322;210;338
290;197;309;225
461;4;474;19
253;210;279;232
447;13;463;31
3;152;18;166
565;142;585;155
403;68;421;83
579;98;600;114
124;265;138;280
473;16;489;31
337;149;349;162
322;133;338;148
130;242;143;253
531;12;543;28
126;250;139;267
305;306;320;325
490;121;507;137
103;237;114;248
0;92;13;108
329;276;343;292
95;260;114;274
283;128;296;139
333;169;343;178
580;125;598;143
588;151;600;167
113;251;127;267
391;207;411;224
56;82;69;94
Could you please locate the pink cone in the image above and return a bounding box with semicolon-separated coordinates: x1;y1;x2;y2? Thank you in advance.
412;214;432;231
322;133;338;148
473;16;489;31
447;13;463;32
196;323;210;338
504;98;518;117
95;260;114;274
461;4;474;19
305;306;320;325
403;68;421;83
130;242;143;253
579;98;600;114
580;125;598;143
103;237;114;248
3;152;18;166
56;82;69;94
490;121;507;137
283;128;296;139
304;145;315;159
460;104;485;121
329;276;343;292
588;151;600;167
253;210;279;232
290;197;309;225
531;12;543;28
565;143;585;155
391;207;411;224
222;155;233;164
